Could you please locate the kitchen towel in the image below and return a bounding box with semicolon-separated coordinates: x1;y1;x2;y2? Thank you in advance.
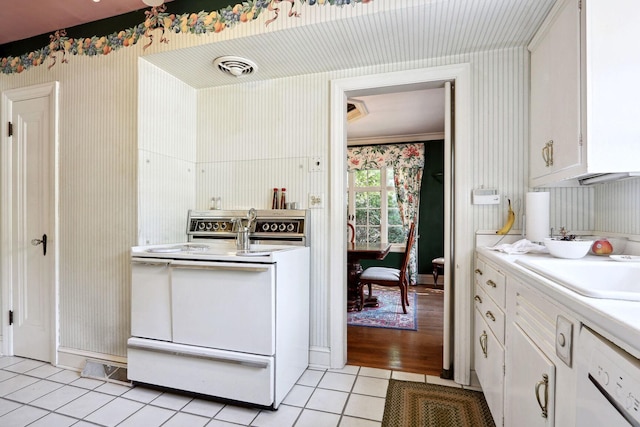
525;192;550;243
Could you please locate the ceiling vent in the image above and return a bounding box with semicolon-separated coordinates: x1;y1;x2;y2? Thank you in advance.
347;99;368;122
213;56;258;77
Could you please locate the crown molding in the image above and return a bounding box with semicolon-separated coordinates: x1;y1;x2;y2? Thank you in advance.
347;132;445;146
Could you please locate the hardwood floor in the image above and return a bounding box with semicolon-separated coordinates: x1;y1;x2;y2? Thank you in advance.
347;284;444;376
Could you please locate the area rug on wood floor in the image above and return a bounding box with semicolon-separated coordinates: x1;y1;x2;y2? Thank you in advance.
382;380;496;427
347;289;417;331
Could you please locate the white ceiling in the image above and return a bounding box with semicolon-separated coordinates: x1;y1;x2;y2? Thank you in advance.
139;0;554;140
1;0;172;45
347;88;446;141
2;0;556;141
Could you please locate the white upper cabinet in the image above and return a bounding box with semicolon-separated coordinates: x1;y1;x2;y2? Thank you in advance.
529;0;640;187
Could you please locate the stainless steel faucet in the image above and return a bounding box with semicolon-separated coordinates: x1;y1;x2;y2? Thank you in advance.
235;208;256;252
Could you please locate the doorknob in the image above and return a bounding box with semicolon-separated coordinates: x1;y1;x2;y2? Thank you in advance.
30;234;47;256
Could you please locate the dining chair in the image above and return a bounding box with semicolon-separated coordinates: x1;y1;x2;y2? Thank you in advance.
357;222;416;314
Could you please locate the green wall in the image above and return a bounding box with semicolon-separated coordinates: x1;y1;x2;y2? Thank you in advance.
360;140;445;276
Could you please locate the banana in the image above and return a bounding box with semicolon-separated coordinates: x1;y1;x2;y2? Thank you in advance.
496;199;515;235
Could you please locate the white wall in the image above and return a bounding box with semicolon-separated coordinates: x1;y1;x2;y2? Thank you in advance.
0;0;625;366
138;60;197;245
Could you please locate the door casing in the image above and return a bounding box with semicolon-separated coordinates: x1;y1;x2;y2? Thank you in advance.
329;65;473;385
1;82;59;362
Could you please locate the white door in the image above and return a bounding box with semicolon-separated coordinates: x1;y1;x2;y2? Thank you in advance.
3;84;57;362
443;80;454;376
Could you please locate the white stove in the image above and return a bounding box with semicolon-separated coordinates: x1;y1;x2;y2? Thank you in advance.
127;210;310;409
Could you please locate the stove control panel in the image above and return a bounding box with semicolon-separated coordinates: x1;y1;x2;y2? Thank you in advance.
189;219;235;233
186;209;309;246
254;219;303;234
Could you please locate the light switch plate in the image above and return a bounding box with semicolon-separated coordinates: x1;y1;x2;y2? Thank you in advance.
309;193;324;209
308;157;323;172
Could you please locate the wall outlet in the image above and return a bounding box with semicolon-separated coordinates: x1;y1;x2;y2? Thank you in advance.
309;193;324;209
309;156;323;172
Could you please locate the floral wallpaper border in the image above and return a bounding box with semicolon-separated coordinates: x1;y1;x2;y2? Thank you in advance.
1;0;372;75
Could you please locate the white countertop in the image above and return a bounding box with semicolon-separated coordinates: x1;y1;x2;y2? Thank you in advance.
131;242;305;263
476;247;640;358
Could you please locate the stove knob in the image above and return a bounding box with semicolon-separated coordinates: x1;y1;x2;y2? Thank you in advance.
287;224;295;232
271;223;278;231
205;222;212;230
262;223;269;231
279;224;286;231
198;222;205;230
220;223;227;230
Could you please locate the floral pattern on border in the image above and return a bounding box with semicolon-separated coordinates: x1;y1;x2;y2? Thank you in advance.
347;143;425;284
1;0;373;75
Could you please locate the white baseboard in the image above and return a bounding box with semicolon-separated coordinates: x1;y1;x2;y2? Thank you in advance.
308;346;331;370
57;347;127;371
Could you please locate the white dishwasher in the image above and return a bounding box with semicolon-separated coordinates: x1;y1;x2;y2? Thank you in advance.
128;242;310;409
576;325;640;426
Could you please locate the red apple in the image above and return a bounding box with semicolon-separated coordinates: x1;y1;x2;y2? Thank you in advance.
592;239;613;255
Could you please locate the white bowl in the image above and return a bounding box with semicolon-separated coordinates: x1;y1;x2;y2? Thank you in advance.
544;238;594;259
587;236;628;256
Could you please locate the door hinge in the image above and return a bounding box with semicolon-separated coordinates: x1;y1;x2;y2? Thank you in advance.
578;0;582;10
9;310;13;326
7;122;13;137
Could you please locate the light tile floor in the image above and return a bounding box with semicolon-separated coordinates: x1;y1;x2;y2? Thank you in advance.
0;356;479;426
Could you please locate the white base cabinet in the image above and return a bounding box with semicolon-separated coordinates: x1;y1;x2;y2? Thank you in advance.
474;252;578;426
473;258;506;425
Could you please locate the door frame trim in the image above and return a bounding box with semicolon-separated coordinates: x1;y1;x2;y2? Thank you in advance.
1;82;60;363
328;64;473;384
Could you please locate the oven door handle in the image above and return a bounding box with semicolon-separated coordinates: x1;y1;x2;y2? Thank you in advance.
128;340;270;369
171;261;269;273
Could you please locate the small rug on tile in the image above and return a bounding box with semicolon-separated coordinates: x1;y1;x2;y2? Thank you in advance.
347;289;417;331
382;380;496;427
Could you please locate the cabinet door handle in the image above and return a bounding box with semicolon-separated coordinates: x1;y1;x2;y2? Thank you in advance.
474;268;483;275
479;331;488;358
474;295;483;304
535;373;549;419
542;140;554;167
485;311;495;322
486;279;497;288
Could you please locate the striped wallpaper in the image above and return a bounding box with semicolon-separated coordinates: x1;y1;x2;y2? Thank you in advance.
0;0;632;365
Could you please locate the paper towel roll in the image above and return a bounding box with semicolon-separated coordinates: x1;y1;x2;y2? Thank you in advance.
525;192;550;243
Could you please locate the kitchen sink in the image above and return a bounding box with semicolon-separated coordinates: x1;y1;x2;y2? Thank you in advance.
515;256;640;301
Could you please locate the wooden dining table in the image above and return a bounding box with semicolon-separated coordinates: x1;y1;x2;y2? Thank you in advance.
347;242;391;311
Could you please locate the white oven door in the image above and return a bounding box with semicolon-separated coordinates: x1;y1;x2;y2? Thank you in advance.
170;260;276;355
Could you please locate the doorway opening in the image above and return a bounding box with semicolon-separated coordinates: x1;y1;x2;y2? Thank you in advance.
329;65;474;385
344;87;446;375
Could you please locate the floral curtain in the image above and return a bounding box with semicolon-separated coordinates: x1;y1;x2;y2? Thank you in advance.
347;143;425;284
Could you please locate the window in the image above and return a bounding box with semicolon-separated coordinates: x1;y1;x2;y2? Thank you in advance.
347;167;404;245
